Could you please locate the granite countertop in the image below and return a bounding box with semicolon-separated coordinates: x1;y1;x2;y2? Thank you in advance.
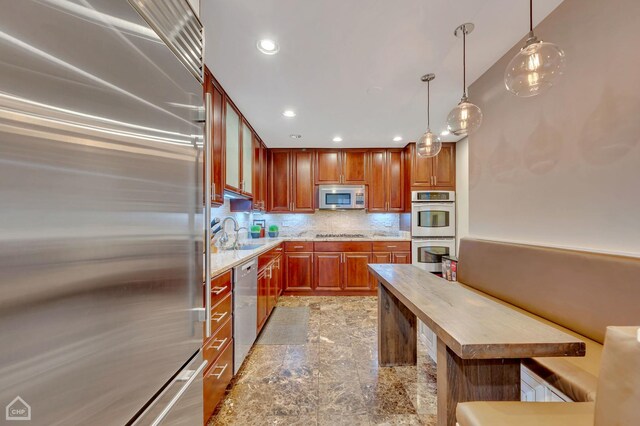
210;237;283;277
209;232;411;278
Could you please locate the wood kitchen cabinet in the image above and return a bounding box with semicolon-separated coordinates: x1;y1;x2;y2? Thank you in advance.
224;99;241;193
392;252;411;264
203;67;224;206
268;149;315;213
408;142;456;190
284;252;314;292
257;267;268;330
368;148;404;212
224;100;255;196
369;241;412;286
342;252;372;291
251;138;267;211
240;120;253;196
314;253;342;291
315;149;367;185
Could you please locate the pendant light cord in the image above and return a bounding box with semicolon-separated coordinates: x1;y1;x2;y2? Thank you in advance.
530;0;533;33
462;29;467;98
427;80;431;129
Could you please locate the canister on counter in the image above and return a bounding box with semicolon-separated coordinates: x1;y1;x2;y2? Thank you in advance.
441;255;458;281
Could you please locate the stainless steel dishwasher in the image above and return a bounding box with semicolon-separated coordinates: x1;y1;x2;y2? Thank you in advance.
233;259;258;374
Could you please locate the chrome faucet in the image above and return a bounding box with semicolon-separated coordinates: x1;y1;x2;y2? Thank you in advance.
216;216;247;250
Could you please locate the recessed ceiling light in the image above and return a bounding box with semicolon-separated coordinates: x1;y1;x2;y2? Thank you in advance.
440;130;450;136
257;39;279;55
290;134;302;139
393;136;403;142
332;136;343;143
282;110;296;118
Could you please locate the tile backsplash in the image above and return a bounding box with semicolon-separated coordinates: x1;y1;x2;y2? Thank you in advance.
210;199;400;235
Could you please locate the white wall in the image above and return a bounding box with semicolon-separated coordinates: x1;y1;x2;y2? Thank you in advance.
455;138;469;253
467;0;640;257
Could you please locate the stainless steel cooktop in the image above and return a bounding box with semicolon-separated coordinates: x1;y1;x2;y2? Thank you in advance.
315;233;367;239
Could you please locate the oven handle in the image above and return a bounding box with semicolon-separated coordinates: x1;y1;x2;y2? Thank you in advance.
412;203;455;209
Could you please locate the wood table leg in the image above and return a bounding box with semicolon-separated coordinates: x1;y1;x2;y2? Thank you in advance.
436;337;520;426
378;282;417;366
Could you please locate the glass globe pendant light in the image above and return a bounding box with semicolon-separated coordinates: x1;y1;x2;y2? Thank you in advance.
417;73;441;158
447;23;483;136
504;0;565;97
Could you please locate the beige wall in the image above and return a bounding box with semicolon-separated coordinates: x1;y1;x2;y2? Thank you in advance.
455;137;469;252
467;0;640;257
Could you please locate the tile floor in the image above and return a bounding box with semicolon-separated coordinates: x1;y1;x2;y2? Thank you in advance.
209;296;438;425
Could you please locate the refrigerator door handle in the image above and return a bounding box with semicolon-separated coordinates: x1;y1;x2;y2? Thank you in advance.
150;360;208;426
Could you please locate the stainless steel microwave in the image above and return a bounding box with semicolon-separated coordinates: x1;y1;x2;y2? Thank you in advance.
318;185;366;210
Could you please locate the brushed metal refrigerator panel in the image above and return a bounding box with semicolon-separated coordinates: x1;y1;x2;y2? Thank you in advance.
0;1;203;425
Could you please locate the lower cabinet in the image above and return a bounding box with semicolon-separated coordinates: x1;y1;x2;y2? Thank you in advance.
203;339;233;423
343;252;372;291
258;249;283;332
283;241;410;295
203;270;234;424
314;253;342;291
257;268;268;330
392;251;411;264
284;252;314;292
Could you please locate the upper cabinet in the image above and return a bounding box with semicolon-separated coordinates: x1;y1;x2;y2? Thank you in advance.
315;149;367;185
203;67;224;206
407;142;456;190
225;100;257;198
224;101;241;193
241;120;253;196
268;149;314;213
368;148;404;212
252;138;267;211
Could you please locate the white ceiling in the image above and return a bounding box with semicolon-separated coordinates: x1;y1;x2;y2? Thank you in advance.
201;0;563;148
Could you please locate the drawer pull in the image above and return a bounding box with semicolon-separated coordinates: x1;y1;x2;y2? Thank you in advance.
275;248;283;251
211;311;228;323
387;245;397;248
211;286;226;295
210;363;229;379
293;245;304;249
209;337;228;351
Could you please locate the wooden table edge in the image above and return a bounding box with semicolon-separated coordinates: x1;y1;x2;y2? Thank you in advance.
369;264;587;360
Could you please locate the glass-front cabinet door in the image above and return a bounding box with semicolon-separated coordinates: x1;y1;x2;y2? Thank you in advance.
225;101;240;191
241;121;253;195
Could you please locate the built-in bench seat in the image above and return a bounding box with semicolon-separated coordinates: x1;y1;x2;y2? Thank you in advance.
457;238;640;403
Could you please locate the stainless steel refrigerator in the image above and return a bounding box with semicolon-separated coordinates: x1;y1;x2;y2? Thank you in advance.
0;0;207;424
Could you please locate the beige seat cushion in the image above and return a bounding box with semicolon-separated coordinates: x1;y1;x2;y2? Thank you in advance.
456;402;595;426
594;326;640;425
458;281;601;402
524;334;601;402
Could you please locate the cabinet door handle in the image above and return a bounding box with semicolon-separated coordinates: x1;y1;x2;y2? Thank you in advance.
434;176;437;186
209;363;229;379
211;286;226;295
209;337;228;351
211;311;228;323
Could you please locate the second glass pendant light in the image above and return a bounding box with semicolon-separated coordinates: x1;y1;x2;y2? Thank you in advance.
447;23;483;136
417;73;441;158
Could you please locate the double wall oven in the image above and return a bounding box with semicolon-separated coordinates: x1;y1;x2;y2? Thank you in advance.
411;191;456;273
